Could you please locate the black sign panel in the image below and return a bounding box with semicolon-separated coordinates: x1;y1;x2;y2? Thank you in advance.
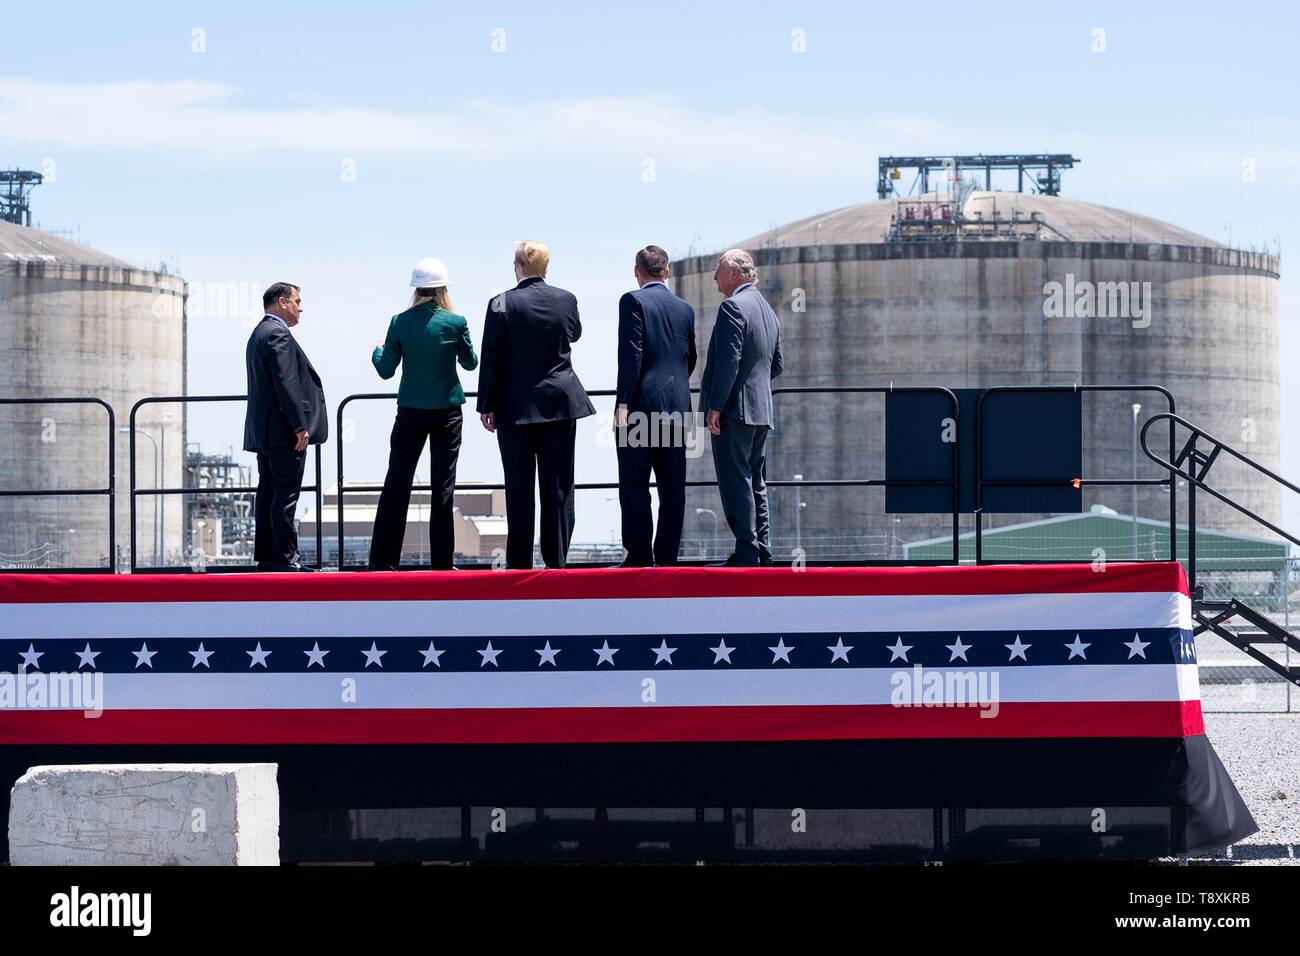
885;388;1082;515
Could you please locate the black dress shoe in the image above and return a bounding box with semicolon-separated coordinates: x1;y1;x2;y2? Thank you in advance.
709;554;759;568
610;560;653;569
758;554;774;567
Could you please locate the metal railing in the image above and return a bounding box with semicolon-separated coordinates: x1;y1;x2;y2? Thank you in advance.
974;385;1177;563
1141;411;1300;592
128;396;324;572
335;385;962;569
0;385;1215;575
0;397;115;573
1136;411;1300;692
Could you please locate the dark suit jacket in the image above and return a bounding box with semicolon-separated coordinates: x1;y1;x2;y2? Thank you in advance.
700;284;784;427
243;315;328;451
476;276;596;425
616;282;696;415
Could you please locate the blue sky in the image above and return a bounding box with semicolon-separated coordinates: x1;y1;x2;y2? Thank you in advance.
2;1;1297;542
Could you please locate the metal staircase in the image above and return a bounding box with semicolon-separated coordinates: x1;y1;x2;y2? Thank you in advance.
1141;413;1300;688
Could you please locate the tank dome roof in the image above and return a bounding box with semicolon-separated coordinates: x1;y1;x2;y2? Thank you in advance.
0;219;132;267
735;191;1216;249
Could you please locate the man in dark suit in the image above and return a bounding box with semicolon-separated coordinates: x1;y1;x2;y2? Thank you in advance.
614;245;696;567
477;242;595;569
700;249;783;567
243;281;327;571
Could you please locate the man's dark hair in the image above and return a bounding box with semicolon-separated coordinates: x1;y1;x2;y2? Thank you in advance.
262;282;300;310
635;245;669;279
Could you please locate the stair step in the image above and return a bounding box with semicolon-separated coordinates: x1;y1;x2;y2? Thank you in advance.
1228;631;1291;644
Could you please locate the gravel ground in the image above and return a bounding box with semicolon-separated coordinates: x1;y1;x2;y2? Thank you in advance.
1175;695;1299;865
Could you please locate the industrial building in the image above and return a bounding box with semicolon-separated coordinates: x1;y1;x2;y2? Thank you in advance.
671;154;1281;560
298;483;509;567
0;172;186;568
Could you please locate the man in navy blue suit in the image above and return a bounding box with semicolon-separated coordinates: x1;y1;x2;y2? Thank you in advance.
478;241;595;569
614;245;697;567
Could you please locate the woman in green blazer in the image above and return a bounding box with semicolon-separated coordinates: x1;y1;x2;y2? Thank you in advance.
368;257;478;570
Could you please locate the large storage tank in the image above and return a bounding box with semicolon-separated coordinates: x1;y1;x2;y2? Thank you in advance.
0;220;186;568
672;190;1281;560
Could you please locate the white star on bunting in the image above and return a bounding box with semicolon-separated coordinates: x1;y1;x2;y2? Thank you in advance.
768;638;794;664
535;641;561;667
189;643;214;669
478;642;502;667
828;638;853;663
651;640;677;665
420;642;444;668
75;643;99;670
18;644;42;670
887;637;911;662
1004;635;1031;662
247;643;271;668
946;636;971;662
133;643;157;669
1124;632;1151;660
1065;635;1091;660
362;642;387;668
304;642;329;668
711;640;735;664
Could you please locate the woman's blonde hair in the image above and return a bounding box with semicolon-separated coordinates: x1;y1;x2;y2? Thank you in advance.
410;286;453;311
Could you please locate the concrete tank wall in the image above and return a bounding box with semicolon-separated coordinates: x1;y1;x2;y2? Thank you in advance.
0;261;186;568
672;240;1280;559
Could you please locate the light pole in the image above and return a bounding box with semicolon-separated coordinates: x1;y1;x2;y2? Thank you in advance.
419;499;427;566
193;519;209;571
119;426;160;566
161;413;171;564
793;473;805;555
696;507;718;560
1131;403;1142;560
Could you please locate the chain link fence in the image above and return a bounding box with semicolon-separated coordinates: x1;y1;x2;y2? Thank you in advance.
1195;558;1295;714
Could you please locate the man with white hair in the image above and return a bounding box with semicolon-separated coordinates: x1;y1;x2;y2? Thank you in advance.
700;248;784;566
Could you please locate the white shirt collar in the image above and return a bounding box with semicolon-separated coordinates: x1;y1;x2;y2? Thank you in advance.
640;280;666;289
264;312;289;330
731;282;755;297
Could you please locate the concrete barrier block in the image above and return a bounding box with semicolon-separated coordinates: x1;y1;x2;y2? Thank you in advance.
8;763;279;866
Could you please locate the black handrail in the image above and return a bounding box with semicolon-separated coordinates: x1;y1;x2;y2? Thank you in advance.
128;396;324;572
335;385;962;569
973;385;1176;564
1140;411;1300;592
0;397;115;573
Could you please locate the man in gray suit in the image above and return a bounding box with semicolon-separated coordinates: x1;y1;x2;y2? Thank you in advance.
700;248;783;566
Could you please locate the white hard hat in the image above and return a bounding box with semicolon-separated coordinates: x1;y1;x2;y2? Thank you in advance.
410;257;450;289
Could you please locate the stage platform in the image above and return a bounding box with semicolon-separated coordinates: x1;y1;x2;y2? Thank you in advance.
0;563;1258;862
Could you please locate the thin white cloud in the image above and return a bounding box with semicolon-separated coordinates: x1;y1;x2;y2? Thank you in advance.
9;77;1291;192
0;78;961;176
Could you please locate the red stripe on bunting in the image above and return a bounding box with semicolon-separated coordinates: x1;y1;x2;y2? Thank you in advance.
0;562;1188;604
0;700;1204;745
